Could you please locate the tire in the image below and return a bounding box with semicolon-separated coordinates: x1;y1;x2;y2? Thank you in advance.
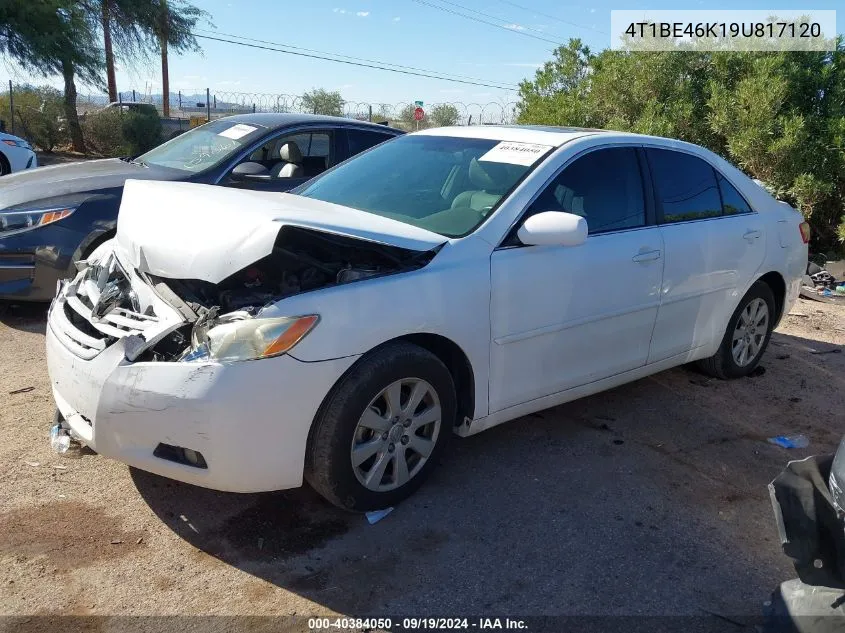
697;280;776;379
80;230;116;260
305;342;456;512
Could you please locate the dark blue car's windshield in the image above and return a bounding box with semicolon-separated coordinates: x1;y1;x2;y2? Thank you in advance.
137;120;267;173
295;135;549;237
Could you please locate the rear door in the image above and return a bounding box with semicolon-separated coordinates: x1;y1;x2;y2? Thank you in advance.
646;147;766;363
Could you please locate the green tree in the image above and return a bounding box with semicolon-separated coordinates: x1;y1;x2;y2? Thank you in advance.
429;103;460;127
93;0;207;113
0;85;67;151
0;1;103;151
517;38;845;253
301;88;344;116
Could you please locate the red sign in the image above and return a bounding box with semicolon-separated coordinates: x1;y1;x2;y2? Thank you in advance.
413;107;425;121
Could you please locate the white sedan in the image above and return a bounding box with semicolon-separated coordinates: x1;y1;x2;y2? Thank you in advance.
45;126;808;511
0;131;37;175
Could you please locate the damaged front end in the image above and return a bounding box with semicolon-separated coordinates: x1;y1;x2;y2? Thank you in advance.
59;225;441;364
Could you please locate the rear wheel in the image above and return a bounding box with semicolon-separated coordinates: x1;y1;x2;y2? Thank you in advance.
305;342;455;512
697;281;776;379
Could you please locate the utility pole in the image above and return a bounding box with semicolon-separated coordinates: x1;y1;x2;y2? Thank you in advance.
8;81;14;135
160;0;171;117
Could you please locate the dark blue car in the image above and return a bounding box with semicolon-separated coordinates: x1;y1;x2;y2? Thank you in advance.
0;113;402;301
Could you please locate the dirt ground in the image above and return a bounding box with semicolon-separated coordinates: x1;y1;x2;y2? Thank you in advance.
0;298;843;628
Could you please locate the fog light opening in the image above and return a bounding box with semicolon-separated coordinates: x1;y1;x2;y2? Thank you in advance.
153;443;208;469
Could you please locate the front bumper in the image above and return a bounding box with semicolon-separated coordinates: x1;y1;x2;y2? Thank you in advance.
45;248;359;492
46;323;358;492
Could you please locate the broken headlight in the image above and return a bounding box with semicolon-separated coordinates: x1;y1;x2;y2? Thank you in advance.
181;312;319;362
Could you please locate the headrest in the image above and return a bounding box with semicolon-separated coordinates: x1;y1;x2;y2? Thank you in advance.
468;158;519;194
279;142;302;163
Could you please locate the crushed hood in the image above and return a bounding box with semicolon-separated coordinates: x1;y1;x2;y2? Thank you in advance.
115;180;447;283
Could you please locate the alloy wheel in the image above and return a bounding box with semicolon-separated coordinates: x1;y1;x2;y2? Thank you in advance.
351;378;441;492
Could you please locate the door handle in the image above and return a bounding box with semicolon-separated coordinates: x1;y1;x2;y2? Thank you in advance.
743;230;762;242
632;250;662;263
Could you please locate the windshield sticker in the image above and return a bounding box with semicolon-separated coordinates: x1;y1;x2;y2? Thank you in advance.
218;124;258;140
479;142;553;166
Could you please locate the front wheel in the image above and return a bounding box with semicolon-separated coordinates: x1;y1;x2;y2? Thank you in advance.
305;342;456;512
697;281;776;379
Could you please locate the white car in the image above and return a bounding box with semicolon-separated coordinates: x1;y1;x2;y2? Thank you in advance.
0;131;37;175
45;126;808;511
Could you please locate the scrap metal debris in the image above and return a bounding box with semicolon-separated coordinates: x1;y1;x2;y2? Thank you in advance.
8;386;34;395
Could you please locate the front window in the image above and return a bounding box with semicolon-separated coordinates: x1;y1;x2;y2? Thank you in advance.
136;120;267;173
295;135;551;237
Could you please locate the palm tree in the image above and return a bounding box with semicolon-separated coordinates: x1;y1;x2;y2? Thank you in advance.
95;0;207;110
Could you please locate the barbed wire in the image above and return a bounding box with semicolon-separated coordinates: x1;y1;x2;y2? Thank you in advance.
74;88;520;126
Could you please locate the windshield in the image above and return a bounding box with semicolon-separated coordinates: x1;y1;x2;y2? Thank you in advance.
295;135;552;237
136;120;267;173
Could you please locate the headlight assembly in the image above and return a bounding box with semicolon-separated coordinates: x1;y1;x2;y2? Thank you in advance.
0;206;76;237
181;313;319;362
2;139;32;150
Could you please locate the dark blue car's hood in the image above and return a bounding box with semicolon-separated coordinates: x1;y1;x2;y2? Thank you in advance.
0;158;186;209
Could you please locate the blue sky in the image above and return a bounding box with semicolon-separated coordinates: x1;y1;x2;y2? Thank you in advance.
2;0;843;106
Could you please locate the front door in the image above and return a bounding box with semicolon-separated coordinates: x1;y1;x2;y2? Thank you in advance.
488;146;664;413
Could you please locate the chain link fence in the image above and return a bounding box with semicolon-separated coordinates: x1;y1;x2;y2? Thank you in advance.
75;88;520;128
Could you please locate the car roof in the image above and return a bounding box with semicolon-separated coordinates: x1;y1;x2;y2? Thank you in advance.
414;124;679;148
214;112;404;134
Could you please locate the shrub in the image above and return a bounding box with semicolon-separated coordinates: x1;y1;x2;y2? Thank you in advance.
81;108;127;156
121;108;162;155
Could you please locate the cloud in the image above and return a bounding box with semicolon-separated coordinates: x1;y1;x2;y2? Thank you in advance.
215;80;241;87
333;8;346;14
504;62;542;68
356;11;369;17
392;16;400;22
590;8;595;13
439;88;464;94
504;23;525;31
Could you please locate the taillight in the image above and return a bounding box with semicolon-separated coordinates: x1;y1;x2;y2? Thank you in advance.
799;221;811;244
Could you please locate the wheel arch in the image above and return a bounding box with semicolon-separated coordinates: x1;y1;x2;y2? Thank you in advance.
756;270;787;325
395;333;475;428
0;150;10;175
313;333;477;434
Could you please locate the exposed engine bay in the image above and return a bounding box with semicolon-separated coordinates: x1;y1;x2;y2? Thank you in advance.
143;226;441;361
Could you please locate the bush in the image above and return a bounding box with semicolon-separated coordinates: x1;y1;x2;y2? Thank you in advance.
81;106;162;157
81;108;127;156
0;85;68;151
121;108;162;155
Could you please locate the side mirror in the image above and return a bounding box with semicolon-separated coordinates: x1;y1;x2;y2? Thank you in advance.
231;161;270;182
517;211;588;247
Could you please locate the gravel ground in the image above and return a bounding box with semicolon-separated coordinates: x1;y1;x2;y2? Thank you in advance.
0;298;843;628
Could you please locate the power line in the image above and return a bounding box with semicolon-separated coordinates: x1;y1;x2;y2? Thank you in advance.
429;0;562;40
193;34;519;91
408;0;561;46
495;0;608;35
194;29;520;89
